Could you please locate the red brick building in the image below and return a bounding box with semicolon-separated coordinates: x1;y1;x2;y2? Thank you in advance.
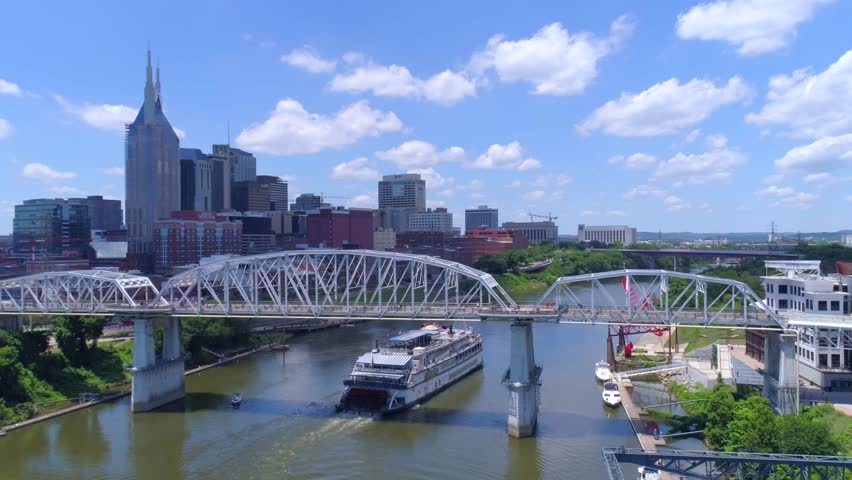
394;228;528;266
306;207;374;249
154;211;242;272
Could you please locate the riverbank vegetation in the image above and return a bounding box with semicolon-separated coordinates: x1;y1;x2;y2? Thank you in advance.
653;383;852;455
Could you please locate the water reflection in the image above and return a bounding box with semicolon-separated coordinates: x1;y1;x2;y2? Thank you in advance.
56;409;110;465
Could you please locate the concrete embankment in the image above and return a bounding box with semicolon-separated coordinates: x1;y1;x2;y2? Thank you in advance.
1;343;276;435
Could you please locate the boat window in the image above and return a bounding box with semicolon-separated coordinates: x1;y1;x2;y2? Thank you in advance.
604;383;619;391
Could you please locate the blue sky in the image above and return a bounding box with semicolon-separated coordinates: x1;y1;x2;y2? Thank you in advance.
2;0;852;235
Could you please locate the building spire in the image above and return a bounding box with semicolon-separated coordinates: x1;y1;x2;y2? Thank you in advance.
143;47;156;122
155;58;162;107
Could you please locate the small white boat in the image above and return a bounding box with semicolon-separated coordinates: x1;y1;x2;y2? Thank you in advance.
638;466;660;480
231;393;242;408
602;381;621;407
595;361;611;382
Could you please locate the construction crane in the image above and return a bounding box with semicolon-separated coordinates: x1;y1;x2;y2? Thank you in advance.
528;212;558;222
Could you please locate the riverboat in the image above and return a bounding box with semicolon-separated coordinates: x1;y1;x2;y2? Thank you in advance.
336;325;483;414
595;361;612;382
602;381;622;407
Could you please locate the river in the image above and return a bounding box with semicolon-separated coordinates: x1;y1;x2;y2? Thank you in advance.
1;320;650;479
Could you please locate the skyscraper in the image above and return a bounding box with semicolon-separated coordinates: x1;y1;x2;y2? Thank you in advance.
13;199;91;258
125;49;180;265
378;174;426;233
71;195;123;231
257;175;288;211
465;205;498;231
179;148;212;212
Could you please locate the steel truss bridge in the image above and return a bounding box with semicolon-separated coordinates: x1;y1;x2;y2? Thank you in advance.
603;447;852;480
0;252;784;329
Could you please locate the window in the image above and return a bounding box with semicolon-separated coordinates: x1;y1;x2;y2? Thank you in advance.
819;354;828;368
818;301;827;311
832;354;841;368
831;300;840;311
779;299;788;309
779;285;788;294
768;284;774;293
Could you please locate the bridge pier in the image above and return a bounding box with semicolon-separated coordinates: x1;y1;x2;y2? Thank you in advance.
503;319;542;438
763;331;798;415
131;317;185;412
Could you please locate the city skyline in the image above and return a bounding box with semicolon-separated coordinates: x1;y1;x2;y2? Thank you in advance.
2;2;852;234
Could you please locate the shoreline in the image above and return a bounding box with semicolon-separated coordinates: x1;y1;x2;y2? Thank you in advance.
0;342;278;435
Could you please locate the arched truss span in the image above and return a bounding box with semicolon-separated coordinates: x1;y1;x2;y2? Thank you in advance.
0;270;163;314
535;269;783;328
154;249;516;319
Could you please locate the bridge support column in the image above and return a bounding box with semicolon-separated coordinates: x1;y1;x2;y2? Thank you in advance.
131;317;185;413
503;319;541;438
763;331;798;415
0;315;23;331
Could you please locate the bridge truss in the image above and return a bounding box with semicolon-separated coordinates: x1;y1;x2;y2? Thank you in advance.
603;447;852;480
536;270;783;328
154;250;516;319
0;270;163;314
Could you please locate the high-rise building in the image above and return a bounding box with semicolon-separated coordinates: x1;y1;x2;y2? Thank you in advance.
307;207;374;249
212;144;256;183
208;153;230;211
290;193;328;211
231;180;270;212
71;195;123;231
154;211;241;272
378;174;426;233
408;208;453;232
12;199;91;258
125;49;181;265
179;148;212;211
257;175;288;211
577;224;637;246
465;205;498;231
501;221;558;245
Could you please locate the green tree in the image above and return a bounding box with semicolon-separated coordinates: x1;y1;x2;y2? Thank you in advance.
18;331;48;366
54;316;107;366
724;396;780;453
0;345;26;402
779;411;840;455
703;386;737;449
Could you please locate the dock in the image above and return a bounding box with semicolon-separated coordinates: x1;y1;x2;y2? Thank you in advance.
618;381;675;479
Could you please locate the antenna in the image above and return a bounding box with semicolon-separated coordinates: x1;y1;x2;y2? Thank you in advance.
227;120;231;146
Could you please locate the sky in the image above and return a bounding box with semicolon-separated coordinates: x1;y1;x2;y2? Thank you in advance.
2;0;852;235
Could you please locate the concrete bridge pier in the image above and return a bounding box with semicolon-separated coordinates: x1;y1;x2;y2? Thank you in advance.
763;331;798;415
131;316;185;412
503;319;542;438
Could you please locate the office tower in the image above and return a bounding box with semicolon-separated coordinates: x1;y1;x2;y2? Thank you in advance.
465;205;498;231
378;173;426;233
306;207;374;249
257;175;288;211
408;208;453;232
71;195;123;231
13;199;91;258
179;148;213;211
231;180;270;212
290;193;328;211
125;49;181;264
212;144;256;183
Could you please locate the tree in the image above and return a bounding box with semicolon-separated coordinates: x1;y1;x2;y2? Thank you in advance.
18;331;48;366
724;396;780;453
0;345;26;402
703;386;736;449
779;411;840;455
53;316;107;366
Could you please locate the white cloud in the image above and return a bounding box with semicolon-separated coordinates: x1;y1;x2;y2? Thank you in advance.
623;184;666;200
375;140;465;169
330;157;379;181
437;188;455;198
607;153;657;170
53;94;136;133
685;129;701;144
235;99;403;156
803;172;852;183
342;51;366;65
349;194;376;208
524;190;546;201
102;167;124;176
580;209;625;217
530;173;572;188
705;134;728;149
578;77;751;136
655;148;748;186
774;133;852;172
746;50;852;139
329;63;475;106
763;173;785;184
676;0;832;56
756;184;817;208
407;167;454;187
0;79;22;96
463;179;483;190
664;195;690;212
21;163;78;181
281;47;337;74
470;141;541;171
0;118;13;140
174;127;186;140
427;199;447;208
469;15;635;95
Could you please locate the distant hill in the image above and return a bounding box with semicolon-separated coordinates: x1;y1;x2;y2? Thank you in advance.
637;231;852;243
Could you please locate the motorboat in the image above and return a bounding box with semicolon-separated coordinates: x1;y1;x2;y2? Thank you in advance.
638;466;660;480
231;393;242;407
595;361;612;382
602;381;622;407
337;325;483;415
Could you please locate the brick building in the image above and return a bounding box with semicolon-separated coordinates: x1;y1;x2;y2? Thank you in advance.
307;207;374;249
154;211;242;272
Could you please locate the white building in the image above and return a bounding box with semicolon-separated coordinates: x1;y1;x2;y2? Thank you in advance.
761;260;852;389
842;234;852;247
502;221;558;245
373;227;396;251
577;224;637;246
408;208;453;232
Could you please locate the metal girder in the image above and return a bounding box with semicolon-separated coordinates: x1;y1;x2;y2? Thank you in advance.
603;447;852;480
0;270;163;314
535;269;784;328
153;249;516;319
